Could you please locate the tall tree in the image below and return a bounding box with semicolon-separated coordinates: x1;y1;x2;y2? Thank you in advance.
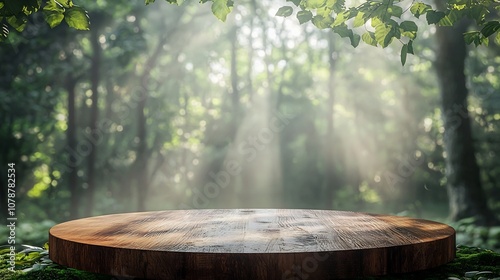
435;18;498;225
84;12;104;217
65;75;80;219
135;7;186;211
229;26;241;135
324;32;338;209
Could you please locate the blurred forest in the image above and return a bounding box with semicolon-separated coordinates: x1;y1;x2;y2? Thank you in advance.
1;0;500;248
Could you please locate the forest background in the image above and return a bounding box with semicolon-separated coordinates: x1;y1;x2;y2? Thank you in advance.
1;0;500;251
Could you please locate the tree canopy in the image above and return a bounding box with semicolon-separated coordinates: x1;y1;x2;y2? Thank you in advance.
2;1;500;63
1;0;500;243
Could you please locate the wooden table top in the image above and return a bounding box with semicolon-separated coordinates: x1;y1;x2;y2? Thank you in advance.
49;209;455;279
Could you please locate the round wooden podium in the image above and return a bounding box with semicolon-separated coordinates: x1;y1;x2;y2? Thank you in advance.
49;209;455;279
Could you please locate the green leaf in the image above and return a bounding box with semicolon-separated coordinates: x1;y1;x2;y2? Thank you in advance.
145;0;155;4
353;11;366;28
426;10;446;25
43;14;62;28
57;1;73;9
311;15;333;29
303;0;327;9
480;21;500;38
387;5;403;18
332;24;359;47
326;0;345;13
362;31;377;46
64;6;89;30
276;6;293;17
467;5;488;25
316;6;332;18
287;0;301;6
20;0;41;15
297;10;313;24
374;20;398;48
495;32;500;45
439;9;462;26
351;33;360;47
211;0;231;22
7;15;27;32
480;36;489;46
44;12;64;28
332;10;350;27
400;43;408;65
400;21;418;39
43;0;65;28
407;40;414;54
410;2;431;18
463;31;480;45
361;1;390;21
333;24;350;37
44;0;64;13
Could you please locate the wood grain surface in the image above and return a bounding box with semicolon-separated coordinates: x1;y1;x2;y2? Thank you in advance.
49;209;455;279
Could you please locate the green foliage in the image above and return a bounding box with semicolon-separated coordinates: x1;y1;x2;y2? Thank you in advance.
0;244;55;272
0;0;499;66
453;218;500;252
1;0;498;243
0;221;56;246
276;6;294;17
296;10;313;24
0;0;90;41
268;0;500;64
210;0;233;22
410;2;432;18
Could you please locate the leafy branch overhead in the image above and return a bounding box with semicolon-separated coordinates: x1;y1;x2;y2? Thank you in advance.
1;0;500;64
0;0;89;39
275;0;500;65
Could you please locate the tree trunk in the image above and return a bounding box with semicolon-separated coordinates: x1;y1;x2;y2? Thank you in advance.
136;74;149;212
246;6;255;103
230;26;241;135
435;20;498;225
324;33;338;209
135;38;164;211
230;27;240;115
134;9;186;211
66;76;80;219
84;25;102;217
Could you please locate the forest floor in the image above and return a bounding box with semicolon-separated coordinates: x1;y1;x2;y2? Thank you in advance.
0;245;498;280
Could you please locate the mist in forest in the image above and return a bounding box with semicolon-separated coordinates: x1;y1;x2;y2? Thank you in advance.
1;0;499;233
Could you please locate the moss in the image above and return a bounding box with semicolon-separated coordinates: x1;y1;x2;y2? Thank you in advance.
1;246;499;280
0;269;23;280
364;246;500;280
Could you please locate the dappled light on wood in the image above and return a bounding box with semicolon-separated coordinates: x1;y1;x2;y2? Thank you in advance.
49;209;455;279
